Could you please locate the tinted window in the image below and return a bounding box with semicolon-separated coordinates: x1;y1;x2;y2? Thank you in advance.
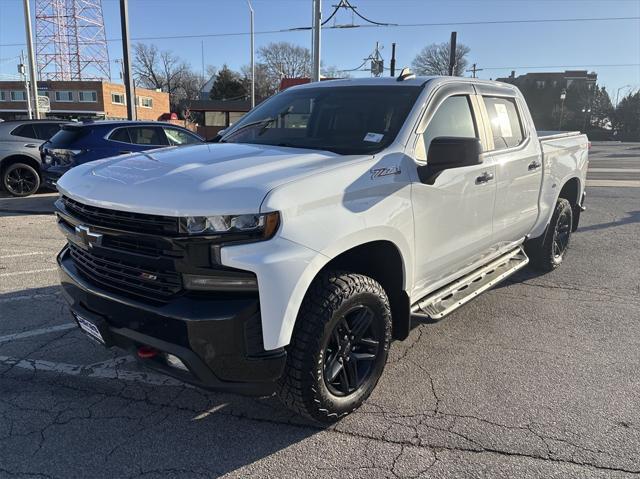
33;123;62;140
483;96;524;150
128;127;167;146
164;128;200;146
109;128;132;143
422;96;477;151
10;124;37;139
221;86;422;155
47;127;88;147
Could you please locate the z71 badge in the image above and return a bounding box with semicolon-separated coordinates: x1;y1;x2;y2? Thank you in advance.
370;166;401;179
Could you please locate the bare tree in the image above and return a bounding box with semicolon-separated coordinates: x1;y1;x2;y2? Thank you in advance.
241;63;278;101
412;42;470;76
133;43;204;110
258;42;311;87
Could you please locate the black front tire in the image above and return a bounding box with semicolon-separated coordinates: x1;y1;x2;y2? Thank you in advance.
3;162;41;197
525;198;573;272
278;271;392;423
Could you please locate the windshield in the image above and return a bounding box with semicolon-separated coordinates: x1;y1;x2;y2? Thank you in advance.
220;85;422;155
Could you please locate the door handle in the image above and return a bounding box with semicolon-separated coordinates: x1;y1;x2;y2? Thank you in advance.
528;160;542;170
475;171;494;184
119;150;133;154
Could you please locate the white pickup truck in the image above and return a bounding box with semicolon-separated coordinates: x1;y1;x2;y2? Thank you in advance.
54;74;588;422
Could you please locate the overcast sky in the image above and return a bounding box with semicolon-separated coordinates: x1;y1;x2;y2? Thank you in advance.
1;0;639;101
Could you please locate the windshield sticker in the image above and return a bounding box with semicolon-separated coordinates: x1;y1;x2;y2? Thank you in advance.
364;132;384;143
493;103;513;138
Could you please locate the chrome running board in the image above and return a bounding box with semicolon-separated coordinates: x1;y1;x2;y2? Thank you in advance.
411;246;529;319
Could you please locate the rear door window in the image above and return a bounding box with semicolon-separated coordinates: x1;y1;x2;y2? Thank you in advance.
33;122;62;140
163;128;201;146
482;96;524;150
127;127;167;146
109;128;132;143
10;124;37;139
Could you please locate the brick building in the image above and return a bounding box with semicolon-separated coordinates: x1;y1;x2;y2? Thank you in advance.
0;80;169;121
496;70;598;130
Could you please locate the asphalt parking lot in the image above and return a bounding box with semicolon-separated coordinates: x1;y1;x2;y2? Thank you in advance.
1;142;639;478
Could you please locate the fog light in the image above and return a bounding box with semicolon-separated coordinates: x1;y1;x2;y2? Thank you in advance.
165;353;188;371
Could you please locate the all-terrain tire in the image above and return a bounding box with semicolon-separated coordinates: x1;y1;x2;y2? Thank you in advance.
525;198;573;272
278;271;392;423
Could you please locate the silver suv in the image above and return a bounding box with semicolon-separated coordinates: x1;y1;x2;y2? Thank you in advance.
0;120;66;196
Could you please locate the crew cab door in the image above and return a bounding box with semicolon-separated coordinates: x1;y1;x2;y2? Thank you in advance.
475;86;543;244
410;84;496;294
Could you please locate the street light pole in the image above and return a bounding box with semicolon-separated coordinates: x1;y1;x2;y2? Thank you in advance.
615;84;631;107
18;51;33;120
247;0;255;109
559;89;566;130
119;0;136;120
312;0;321;82
23;0;40;119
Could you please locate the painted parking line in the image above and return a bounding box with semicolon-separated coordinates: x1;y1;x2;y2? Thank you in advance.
0;355;188;387
588;168;640;173
0;267;58;277
586;180;640;188
0;324;76;344
0;252;50;259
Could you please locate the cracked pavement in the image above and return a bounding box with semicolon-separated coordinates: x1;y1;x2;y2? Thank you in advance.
1;178;639;476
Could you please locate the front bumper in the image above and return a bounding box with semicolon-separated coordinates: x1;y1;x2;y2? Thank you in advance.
57;247;286;395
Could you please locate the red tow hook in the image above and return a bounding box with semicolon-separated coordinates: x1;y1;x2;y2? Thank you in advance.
137;346;158;359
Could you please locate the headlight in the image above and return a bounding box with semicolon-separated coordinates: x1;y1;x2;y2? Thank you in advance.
182;211;280;239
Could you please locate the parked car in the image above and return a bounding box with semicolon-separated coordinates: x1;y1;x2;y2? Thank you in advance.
40;121;204;189
0;119;66;196
53;74;588;422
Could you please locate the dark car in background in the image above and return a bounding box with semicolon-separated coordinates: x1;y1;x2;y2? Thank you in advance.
0;119;67;196
40;121;204;189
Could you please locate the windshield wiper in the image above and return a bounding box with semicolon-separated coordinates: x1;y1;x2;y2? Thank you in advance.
220;117;276;142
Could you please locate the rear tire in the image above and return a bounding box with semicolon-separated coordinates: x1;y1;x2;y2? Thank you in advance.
278;271;392;423
3;162;41;197
525;198;573;272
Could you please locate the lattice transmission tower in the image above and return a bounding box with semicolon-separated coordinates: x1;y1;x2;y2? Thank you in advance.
35;0;111;81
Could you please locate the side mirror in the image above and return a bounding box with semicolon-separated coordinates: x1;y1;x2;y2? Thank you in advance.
418;137;482;184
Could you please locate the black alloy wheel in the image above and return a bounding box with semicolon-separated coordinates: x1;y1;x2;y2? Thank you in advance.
552;207;572;260
323;304;382;397
3;163;41;197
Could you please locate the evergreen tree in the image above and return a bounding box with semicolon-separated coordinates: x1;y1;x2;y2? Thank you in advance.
210;65;247;101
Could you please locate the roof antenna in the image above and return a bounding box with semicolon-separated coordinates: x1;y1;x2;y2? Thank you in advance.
397;67;415;82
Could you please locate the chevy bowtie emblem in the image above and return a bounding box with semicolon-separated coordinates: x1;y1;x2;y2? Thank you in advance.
75;225;103;248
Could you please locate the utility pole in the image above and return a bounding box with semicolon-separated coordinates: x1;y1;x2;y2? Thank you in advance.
247;0;255;108
390;43;396;77
119;0;136;120
466;63;483;78
23;0;40;119
312;0;321;82
18;52;33;119
448;31;457;76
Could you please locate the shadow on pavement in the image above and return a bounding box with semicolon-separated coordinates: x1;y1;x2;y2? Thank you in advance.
0;285;325;477
576;210;640;233
0;191;57;216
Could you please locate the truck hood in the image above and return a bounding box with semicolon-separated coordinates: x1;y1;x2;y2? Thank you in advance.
57;143;369;216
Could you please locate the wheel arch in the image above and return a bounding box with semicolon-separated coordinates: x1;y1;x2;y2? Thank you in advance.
557;176;582;231
1;154;42;176
310;240;411;341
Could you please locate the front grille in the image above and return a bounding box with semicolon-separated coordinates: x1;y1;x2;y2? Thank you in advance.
69;243;182;301
61;196;179;235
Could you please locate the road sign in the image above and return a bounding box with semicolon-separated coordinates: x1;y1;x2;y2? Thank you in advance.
37;95;50;113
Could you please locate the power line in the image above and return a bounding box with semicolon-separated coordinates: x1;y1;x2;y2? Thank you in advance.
481;63;640;71
0;16;637;47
